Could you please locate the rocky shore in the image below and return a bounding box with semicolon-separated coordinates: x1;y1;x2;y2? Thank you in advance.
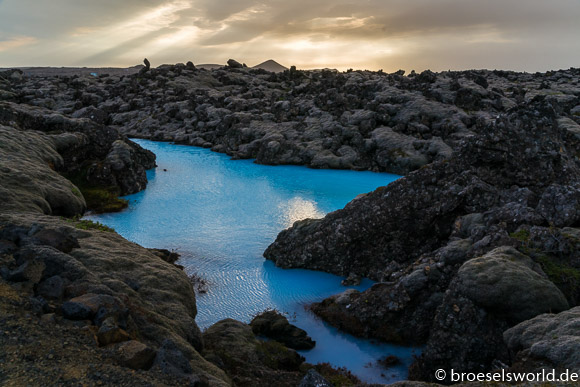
263;75;580;381
0;67;348;386
1;62;579;385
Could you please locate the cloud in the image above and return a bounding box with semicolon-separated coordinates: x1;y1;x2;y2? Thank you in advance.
0;36;37;52
0;0;578;71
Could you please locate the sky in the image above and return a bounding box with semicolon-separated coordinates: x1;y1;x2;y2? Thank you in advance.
0;0;578;72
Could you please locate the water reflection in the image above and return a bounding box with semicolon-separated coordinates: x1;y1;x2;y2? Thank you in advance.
281;197;325;228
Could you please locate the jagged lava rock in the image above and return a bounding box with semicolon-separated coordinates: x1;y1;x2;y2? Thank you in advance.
250;310;315;350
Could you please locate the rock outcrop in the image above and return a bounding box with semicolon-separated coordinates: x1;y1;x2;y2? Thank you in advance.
504;307;580;372
0;94;231;385
0;102;155;198
250;310;315;350
8;66;579;178
266;97;580;381
202;319;305;386
0;125;86;216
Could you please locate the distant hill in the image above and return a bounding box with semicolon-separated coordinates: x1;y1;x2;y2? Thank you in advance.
252;60;288;73
197;64;223;70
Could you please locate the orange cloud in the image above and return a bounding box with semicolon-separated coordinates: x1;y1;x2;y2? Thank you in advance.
0;36;37;52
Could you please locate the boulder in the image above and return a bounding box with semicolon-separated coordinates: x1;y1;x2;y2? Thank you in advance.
455;247;569;324
504;307;580;371
152;339;204;384
250;311;315;350
37;275;65;300
97;317;130;346
227;59;243;69
32;229;80;253
3;259;45;284
203;319;305;385
116;340;156;370
0;125;86;217
299;369;332;387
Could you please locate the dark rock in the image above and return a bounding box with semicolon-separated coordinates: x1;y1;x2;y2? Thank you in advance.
33;229;79;253
454;87;486;110
378;355;401;368
18;245;89;282
504;307;580;372
139;58;151;75
5;259;45;283
0;239;17;254
71;106;108;125
148;248;180;264
227;59;243;69
409;247;569;382
0;101;156;207
37;275;65;300
97;317;130;346
152;339;204;384
62;299;93;320
454;247;569;324
416;70;437;83
474;74;489;89
341;272;362;286
250;310;315;350
0;124;86;216
116;340;156;370
29;296;50;315
61;293;125;323
0;211;225;385
299;369;332;387
203;319;305;385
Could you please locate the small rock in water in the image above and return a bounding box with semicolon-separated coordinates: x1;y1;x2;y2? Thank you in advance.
378;355;401;369
341;272;362;286
250;310;315;350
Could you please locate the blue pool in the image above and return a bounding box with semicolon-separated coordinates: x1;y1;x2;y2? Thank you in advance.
87;140;419;383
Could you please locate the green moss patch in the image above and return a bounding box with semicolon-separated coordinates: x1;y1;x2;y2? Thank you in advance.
80;187;128;213
533;254;580;305
510;229;531;243
63;217;115;233
64;167;128;214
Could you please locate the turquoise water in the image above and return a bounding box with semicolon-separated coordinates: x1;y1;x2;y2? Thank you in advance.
87;140;419;383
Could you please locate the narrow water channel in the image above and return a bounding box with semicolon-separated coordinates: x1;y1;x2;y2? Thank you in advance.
87;139;419;384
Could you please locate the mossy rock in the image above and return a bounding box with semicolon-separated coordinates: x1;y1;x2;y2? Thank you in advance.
80;187;128;213
534;254;580;305
456;247;569;323
65;168;128;214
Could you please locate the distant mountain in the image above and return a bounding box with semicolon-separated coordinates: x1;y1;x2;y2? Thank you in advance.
252;60;288;73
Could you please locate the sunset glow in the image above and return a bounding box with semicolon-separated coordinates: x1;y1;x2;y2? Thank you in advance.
0;0;578;71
